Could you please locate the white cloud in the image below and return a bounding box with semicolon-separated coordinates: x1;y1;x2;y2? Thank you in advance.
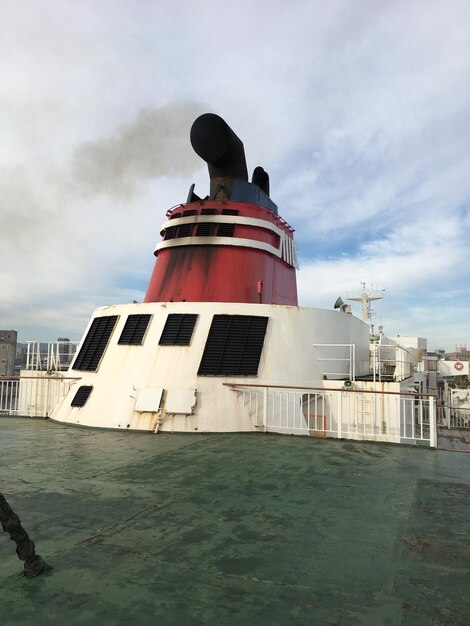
0;0;468;350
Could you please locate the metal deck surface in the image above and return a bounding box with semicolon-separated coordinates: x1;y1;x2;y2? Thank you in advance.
1;417;469;625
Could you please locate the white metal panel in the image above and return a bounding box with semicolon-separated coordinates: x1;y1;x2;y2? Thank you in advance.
165;388;197;414
135;387;163;412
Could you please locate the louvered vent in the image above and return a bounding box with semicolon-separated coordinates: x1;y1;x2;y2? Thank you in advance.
217;224;235;237
198;315;268;376
71;385;93;407
177;223;192;238
72;316;118;371
195;223;213;236
159;314;198;345
118;314;151;345
164;226;177;240
217;208;238;236
201;208;217;215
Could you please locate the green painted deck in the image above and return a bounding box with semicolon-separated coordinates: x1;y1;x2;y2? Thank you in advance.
1;417;469;625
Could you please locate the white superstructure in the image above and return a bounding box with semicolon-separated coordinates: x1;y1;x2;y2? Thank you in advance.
51;302;369;432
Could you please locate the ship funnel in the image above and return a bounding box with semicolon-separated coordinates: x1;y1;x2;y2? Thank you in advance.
190;113;248;199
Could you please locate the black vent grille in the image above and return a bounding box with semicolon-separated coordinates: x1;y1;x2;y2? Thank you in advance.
170;212;181;220
201;208;217;215
71;385;93;407
195;223;213;236
164;226;177;240
159;314;198;345
72;316;118;372
177;223;192;238
217;223;235;237
118;314;151;345
218;208;238;236
198;315;268;376
183;209;197;216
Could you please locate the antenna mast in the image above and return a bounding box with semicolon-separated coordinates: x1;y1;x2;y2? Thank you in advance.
347;282;384;330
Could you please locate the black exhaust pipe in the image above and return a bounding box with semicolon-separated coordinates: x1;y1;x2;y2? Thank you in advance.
190;113;248;199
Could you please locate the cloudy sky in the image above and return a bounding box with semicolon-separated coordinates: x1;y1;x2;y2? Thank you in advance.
1;0;469;350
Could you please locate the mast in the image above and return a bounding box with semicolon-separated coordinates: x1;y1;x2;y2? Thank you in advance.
347;282;384;330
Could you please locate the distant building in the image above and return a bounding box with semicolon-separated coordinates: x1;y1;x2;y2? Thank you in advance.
55;338;77;370
424;352;439;394
0;330;17;376
15;343;28;372
446;344;470;362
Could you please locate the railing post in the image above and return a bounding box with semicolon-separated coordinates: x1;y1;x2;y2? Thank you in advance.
351;345;356;382
429;396;437;448
262;387;268;432
337;392;342;439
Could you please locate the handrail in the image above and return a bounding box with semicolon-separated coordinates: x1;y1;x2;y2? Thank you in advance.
0;376;81;381
223;382;436;398
312;343;356;381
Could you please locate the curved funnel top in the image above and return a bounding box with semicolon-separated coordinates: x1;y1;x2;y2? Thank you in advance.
190;113;248;197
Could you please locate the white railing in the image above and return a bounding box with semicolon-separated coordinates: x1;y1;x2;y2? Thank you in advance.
228;384;437;447
312;344;356;381
312;342;415;384
370;343;413;382
25;341;79;371
449;408;470;429
0;375;79;417
437;404;470;430
0;379;19;415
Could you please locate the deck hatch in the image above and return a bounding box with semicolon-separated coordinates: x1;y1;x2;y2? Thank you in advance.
159;314;198;345
72;316;118;371
198;315;268;376
71;385;93;407
118;314;151;345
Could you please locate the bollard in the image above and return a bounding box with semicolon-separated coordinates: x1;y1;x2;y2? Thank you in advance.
0;492;49;577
